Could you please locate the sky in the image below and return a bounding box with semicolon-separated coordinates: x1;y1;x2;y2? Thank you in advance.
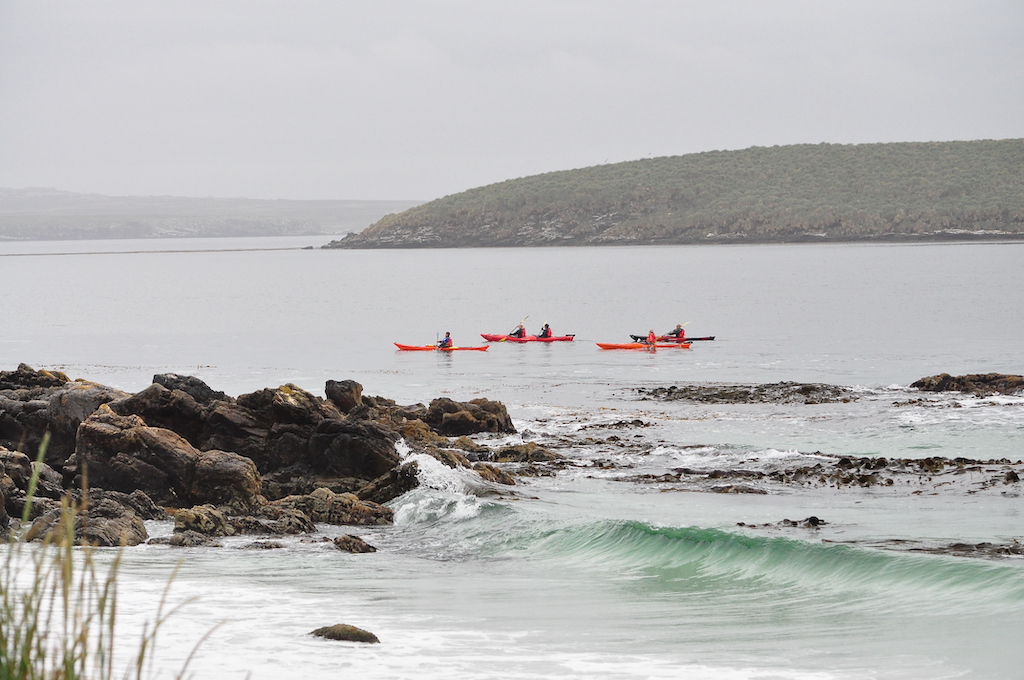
1;1;1022;201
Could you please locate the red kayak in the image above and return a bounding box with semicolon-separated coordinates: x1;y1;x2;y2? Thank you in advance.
597;342;692;350
481;333;575;343
395;343;489;352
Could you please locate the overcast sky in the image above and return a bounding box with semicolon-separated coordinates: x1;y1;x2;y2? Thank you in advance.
1;1;1022;200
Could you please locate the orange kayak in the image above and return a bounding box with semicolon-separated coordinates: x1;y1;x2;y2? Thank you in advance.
395;343;489;352
596;342;692;350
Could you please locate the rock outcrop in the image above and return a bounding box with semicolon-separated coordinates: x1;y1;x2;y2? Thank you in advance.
910;373;1024;395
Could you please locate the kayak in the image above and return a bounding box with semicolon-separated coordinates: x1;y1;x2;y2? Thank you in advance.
631;334;715;343
394;343;489;352
597;342;692;350
481;333;576;343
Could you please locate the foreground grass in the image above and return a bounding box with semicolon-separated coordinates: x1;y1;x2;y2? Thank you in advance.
1;437;196;680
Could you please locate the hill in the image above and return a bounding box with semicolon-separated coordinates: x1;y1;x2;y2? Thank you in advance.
325;139;1024;248
0;188;422;241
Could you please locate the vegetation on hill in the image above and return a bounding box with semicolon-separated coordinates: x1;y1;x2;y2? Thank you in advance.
326;139;1024;248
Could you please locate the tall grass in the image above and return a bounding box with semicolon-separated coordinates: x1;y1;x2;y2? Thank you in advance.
0;435;197;679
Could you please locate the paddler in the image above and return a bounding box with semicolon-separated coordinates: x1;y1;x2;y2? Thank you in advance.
666;324;686;340
510;324;527;338
538;323;553;339
437;332;453;348
646;329;657;345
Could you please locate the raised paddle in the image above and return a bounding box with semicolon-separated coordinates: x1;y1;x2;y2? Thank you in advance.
503;315;529;341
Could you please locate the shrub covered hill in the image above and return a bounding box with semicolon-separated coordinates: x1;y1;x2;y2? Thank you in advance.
326;139;1024;248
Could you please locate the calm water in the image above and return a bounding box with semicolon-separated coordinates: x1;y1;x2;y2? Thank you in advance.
2;237;1024;679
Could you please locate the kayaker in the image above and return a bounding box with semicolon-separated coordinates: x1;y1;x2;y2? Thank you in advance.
437;332;453;348
510;324;527;338
666;324;686;340
646;329;656;345
538;323;553;339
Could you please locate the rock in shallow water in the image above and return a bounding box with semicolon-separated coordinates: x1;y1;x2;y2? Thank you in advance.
310;624;379;643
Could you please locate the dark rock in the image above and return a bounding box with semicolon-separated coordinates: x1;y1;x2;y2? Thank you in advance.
261;463;319;500
43;381;130;466
450;436;489;454
308;418;399;480
492;443;562;463
173;505;232;536
109;383;207;447
149;530;222;547
0;448;33;488
397;419;450;446
0;363;69;391
333;534;377;553
911;373;1024;395
231;506;316;535
421;398;516;435
190;449;263;513
236;383;343;426
638;382;857;404
325;380;363;414
356;461;420;505
242;540;285;549
274;487;393;525
24;498;148;546
73;405;263;510
309;624;379;643
472;462;516;485
152;374;230;405
74;406;198;506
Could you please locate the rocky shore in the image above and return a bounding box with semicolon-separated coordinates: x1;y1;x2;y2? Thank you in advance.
2;366;1021;560
0;364;552;548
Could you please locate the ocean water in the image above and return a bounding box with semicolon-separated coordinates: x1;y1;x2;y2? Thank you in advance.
2;237;1023;679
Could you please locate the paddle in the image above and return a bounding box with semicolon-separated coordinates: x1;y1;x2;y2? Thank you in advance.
503;315;529;341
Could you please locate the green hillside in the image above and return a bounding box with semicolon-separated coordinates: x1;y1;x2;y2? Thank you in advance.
326;139;1024;248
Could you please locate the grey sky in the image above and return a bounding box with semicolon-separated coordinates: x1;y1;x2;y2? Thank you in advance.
1;1;1022;200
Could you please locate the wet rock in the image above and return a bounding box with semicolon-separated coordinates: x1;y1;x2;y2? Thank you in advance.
356;461;420;505
738;516;827;529
398;419;450;446
309;418;400;481
274;487;393;525
333;534;377;553
174;505;232;536
230;506;316;535
710;484;768;494
309;624;379;643
492;443;562;463
243;540;285;549
420;397;516;435
472;462;516;485
25;498;148;546
450;436;489;454
149;530;222;547
637;382;858;404
910;373;1024;395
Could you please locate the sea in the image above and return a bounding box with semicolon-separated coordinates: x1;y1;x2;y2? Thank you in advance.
2;236;1023;679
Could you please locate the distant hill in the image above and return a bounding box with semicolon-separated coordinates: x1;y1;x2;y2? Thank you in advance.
0;188;422;241
326;139;1024;248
